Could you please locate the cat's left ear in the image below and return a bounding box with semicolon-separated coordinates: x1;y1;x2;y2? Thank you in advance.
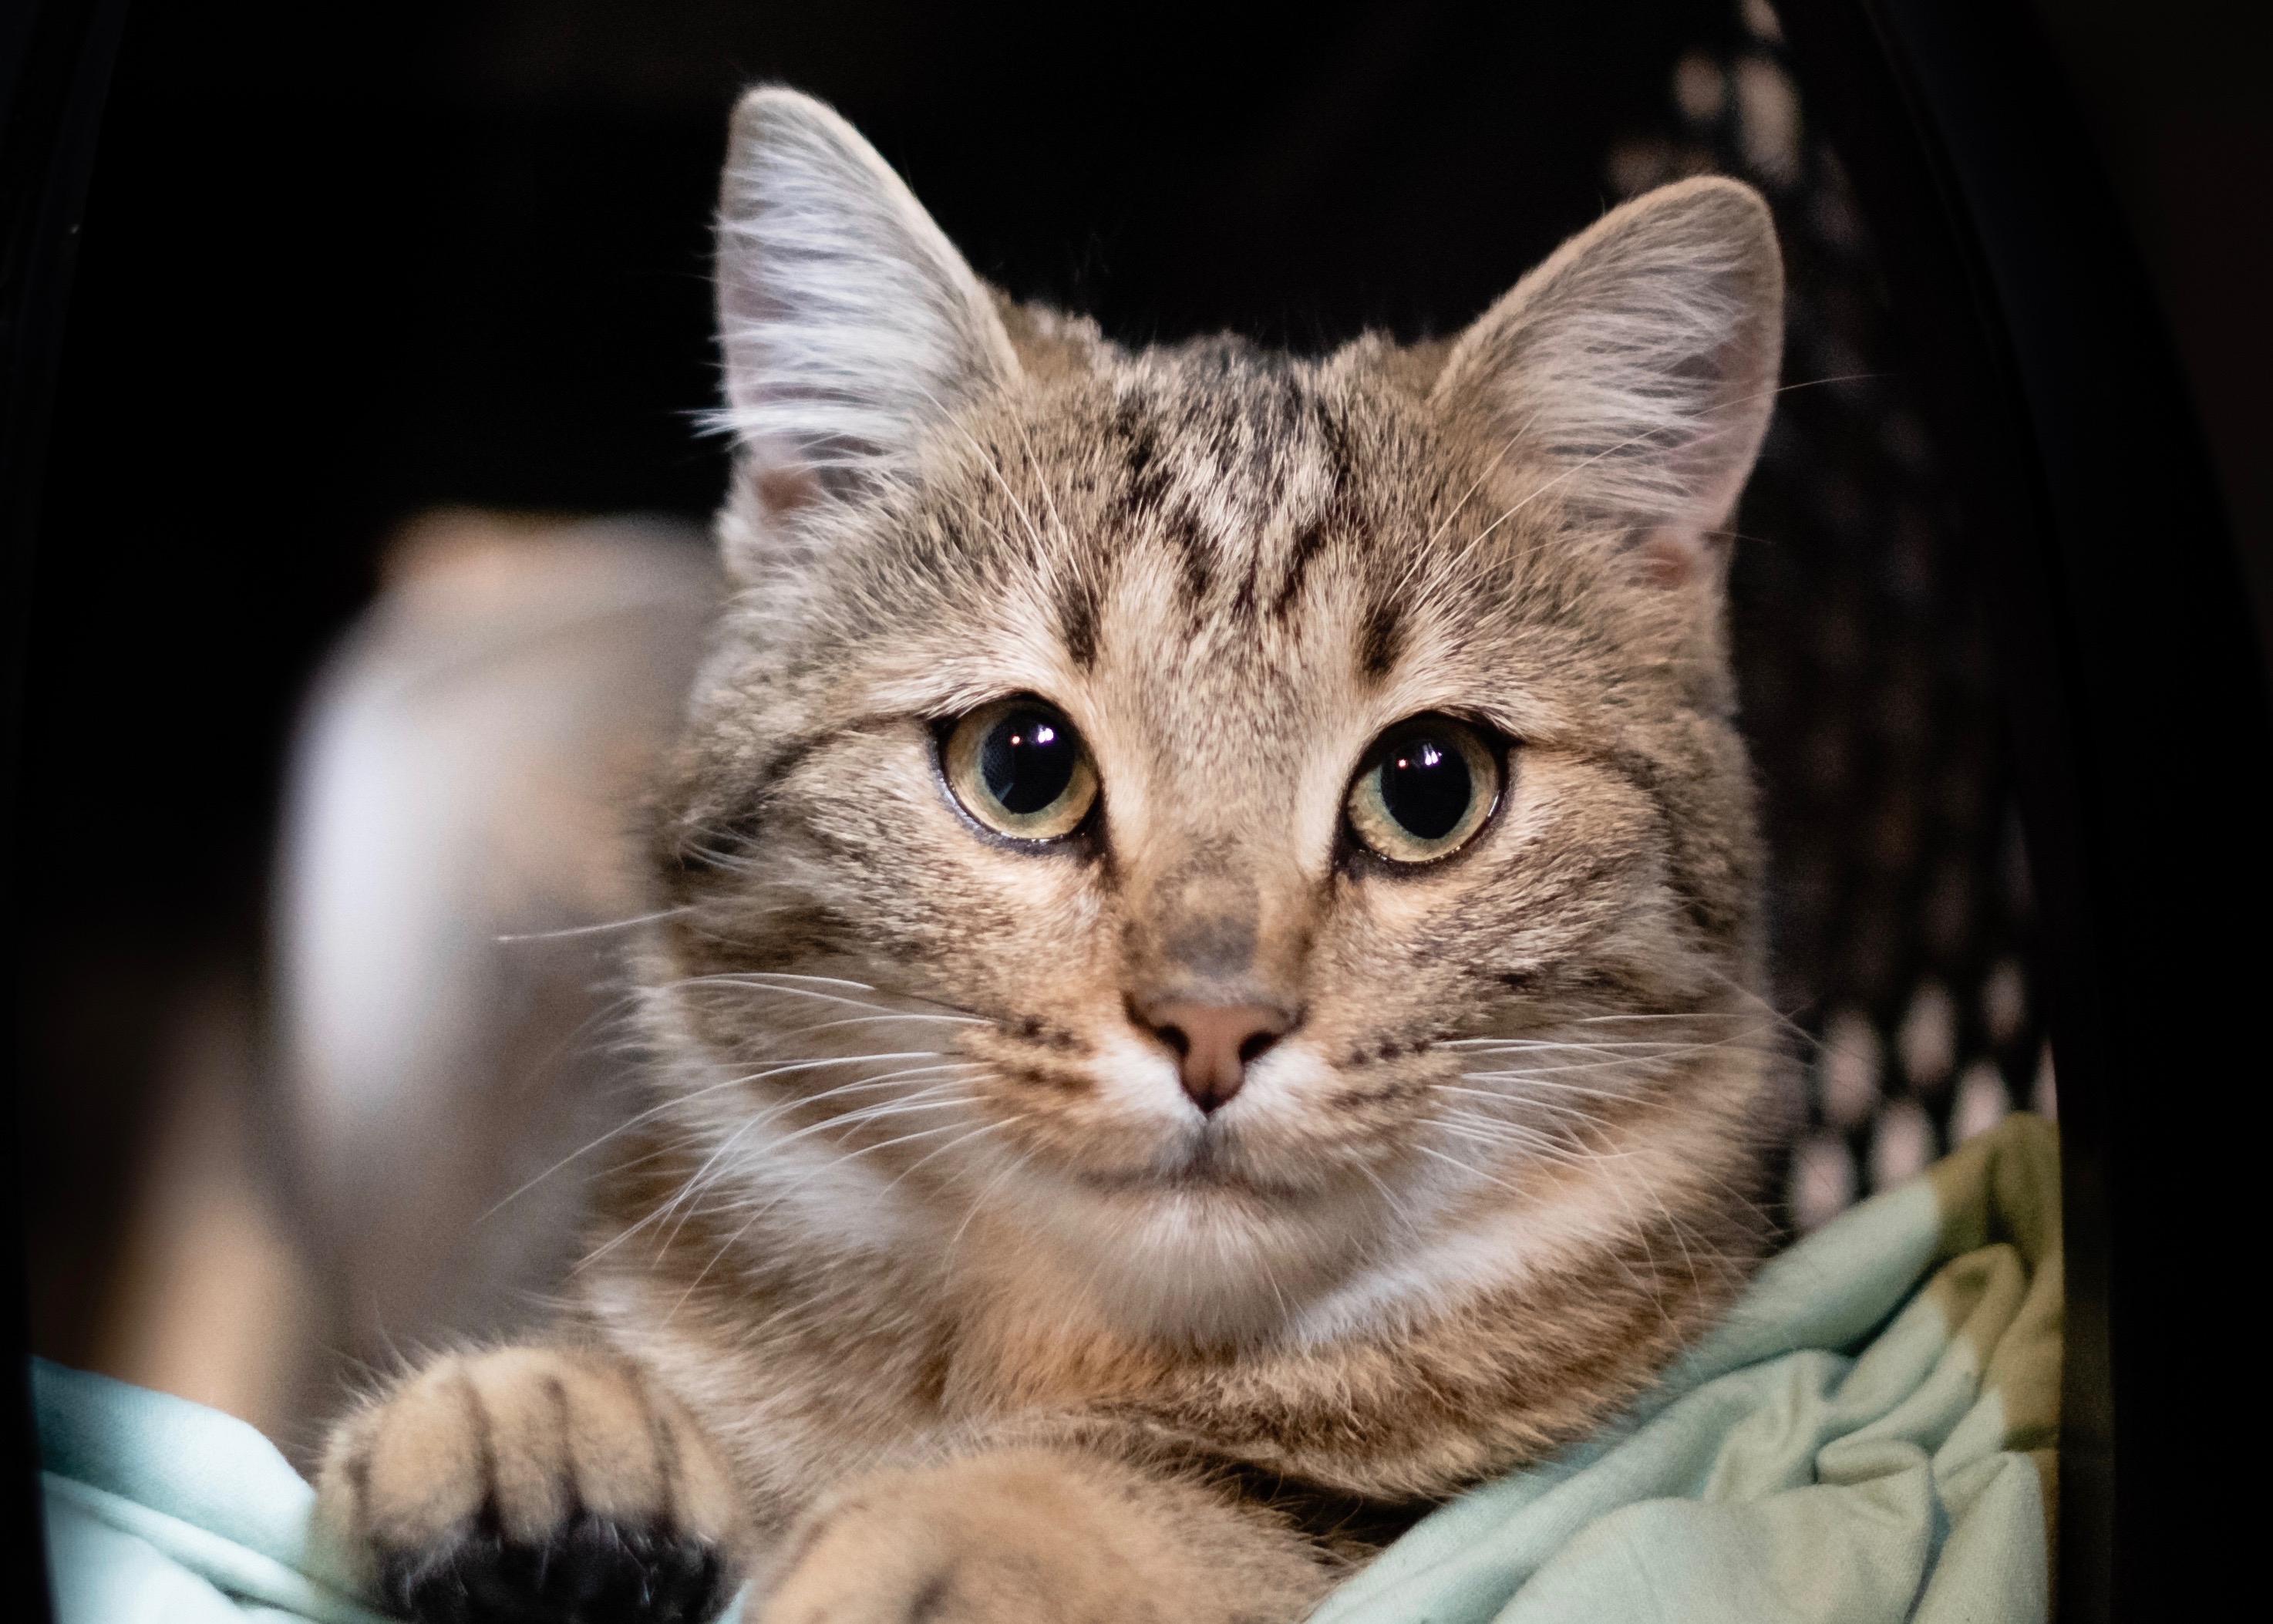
1432;177;1783;591
714;87;1020;538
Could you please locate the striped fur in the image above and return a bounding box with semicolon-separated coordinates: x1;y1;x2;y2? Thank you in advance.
318;87;1793;1624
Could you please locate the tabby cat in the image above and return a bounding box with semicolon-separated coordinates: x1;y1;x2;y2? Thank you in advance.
315;86;1790;1624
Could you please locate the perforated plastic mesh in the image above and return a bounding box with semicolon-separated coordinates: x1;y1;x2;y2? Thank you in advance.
1605;7;2054;1228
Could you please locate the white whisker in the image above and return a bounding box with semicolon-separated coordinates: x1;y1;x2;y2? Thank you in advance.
493;906;693;944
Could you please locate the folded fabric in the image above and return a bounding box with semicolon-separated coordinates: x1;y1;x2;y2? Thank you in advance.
34;1114;2058;1624
33;1359;392;1624
1317;1112;2059;1624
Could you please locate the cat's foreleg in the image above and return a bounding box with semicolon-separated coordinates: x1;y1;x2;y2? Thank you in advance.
314;1344;745;1624
762;1445;1337;1624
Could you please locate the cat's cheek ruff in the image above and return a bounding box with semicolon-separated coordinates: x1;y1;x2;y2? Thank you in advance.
645;1043;934;1261
1281;1050;1769;1346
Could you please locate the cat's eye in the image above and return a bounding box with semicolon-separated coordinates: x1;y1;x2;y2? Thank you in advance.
941;698;1099;842
1345;716;1500;864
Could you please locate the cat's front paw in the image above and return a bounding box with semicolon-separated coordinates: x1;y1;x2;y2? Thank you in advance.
763;1448;1323;1624
763;1455;1142;1624
316;1346;743;1624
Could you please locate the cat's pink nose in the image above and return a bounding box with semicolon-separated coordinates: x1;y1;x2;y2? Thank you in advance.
1139;1001;1291;1113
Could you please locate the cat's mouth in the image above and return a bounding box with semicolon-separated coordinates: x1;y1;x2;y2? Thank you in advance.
1065;1124;1322;1202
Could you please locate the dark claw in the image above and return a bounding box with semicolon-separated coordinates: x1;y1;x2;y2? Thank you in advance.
382;1514;732;1624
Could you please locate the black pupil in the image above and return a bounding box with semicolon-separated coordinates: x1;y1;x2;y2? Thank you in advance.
1380;735;1472;842
981;710;1079;816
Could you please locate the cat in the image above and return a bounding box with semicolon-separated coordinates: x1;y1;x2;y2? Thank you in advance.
314;85;1789;1624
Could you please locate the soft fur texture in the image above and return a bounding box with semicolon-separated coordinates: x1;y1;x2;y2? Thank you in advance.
316;87;1792;1624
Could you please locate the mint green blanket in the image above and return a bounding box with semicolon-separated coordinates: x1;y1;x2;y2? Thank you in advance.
36;1114;2059;1624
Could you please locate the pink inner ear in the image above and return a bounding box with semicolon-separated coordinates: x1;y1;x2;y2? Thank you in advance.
1635;527;1706;588
755;462;825;521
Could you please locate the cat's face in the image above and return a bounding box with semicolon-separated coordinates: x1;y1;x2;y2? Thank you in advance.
643;90;1783;1332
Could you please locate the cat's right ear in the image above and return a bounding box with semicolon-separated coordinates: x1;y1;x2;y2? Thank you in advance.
1430;177;1783;597
714;88;1019;559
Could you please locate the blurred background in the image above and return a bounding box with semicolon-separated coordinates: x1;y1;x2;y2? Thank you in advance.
12;0;2268;1462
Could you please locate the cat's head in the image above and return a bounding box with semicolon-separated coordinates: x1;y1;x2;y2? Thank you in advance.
643;89;1784;1336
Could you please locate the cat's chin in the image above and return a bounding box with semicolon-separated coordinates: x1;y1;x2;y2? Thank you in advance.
997;1161;1390;1343
948;1117;1425;1341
